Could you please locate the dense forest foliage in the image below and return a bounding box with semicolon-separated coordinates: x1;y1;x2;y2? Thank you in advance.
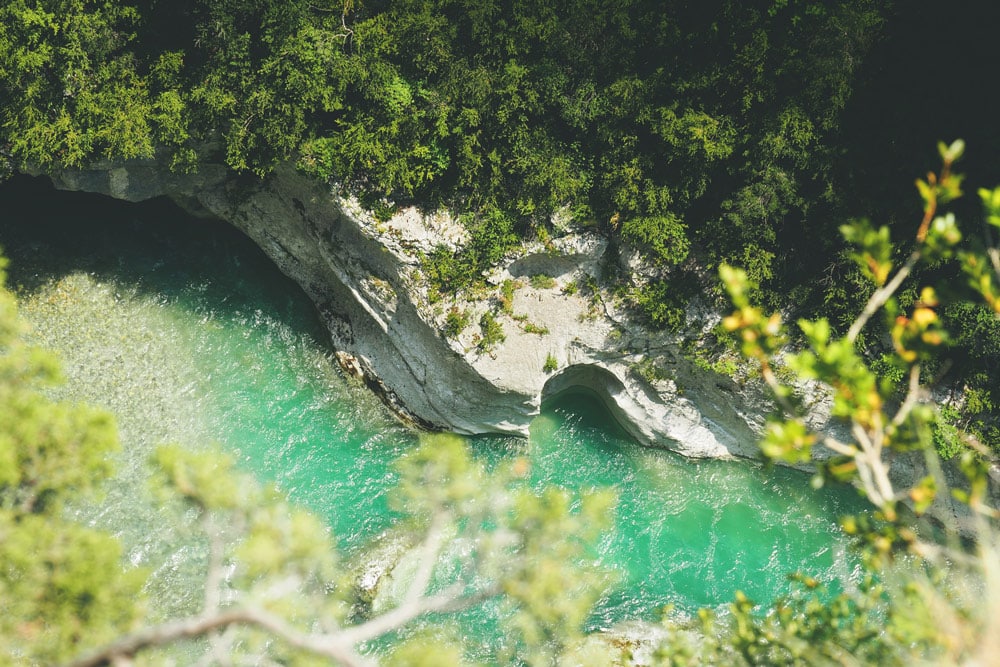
1;2;999;444
3;1;1000;663
0;0;882;282
0;0;872;260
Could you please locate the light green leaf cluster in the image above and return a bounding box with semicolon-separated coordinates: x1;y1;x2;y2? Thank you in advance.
713;145;1000;663
979;185;1000;230
390;433;491;516
841;219;893;286
720;264;786;366
390;434;617;664
789;318;881;423
150;445;245;511
0;259;144;664
149;444;348;651
760;419;815;464
502;485;618;665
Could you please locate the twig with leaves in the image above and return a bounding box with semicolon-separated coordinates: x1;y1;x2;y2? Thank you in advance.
721;139;997;536
63;434;613;666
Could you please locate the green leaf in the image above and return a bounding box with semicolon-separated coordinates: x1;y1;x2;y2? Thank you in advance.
915;178;934;206
923;212;962;259
978;186;1000;228
760;419;816;464
907;476;937;515
938;138;965;164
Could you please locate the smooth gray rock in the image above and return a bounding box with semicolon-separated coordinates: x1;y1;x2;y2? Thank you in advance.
36;157;788;459
28;156;998;535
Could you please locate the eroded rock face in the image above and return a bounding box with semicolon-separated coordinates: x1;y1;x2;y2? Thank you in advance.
37;157;780;459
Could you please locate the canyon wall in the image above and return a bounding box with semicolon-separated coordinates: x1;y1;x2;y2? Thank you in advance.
38;157;805;459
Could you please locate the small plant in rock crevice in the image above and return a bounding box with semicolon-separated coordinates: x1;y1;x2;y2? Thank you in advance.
499;279;519;314
444;306;471;339
523;322;550;336
543;353;559;372
529;274;557;290
477;311;505;353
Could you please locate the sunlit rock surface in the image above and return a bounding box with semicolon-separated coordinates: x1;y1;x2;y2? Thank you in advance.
38;157;792;459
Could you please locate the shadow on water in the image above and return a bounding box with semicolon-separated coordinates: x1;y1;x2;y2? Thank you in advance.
0;173;414;550
0;174;326;339
541;384;634;440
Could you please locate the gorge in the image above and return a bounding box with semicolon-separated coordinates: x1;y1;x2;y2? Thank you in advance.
30;156;793;461
3;2;1000;661
0;174;863;657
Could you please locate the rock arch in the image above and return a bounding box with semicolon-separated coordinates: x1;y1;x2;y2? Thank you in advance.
540;364;645;443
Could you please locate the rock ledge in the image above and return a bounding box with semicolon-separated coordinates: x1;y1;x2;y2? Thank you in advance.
40;158;784;459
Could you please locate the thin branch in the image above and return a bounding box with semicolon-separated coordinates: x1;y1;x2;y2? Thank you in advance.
891;364;924;427
850;421;895;509
203;515;225;613
66;560;502;667
988;246;1000;280
202;513;234;663
915;198;937;244
403;510;449;608
334;582;503;646
250;574;304;605
980;213;1000;279
758;361;797;416
64;608;371;667
909;537;981;568
855;420;898;509
853;456;883;512
207;624;238;667
819;434;858;458
847;249;921;344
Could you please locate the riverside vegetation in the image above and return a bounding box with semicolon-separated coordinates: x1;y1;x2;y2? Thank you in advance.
2;146;999;664
0;202;867;665
2;0;1000;663
1;0;996;455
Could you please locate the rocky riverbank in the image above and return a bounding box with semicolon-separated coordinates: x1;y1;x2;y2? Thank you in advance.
33;157;827;460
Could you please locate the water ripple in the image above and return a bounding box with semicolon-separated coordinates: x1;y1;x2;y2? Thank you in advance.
1;198;868;641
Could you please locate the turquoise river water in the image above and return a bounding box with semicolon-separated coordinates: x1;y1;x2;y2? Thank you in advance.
0;177;865;652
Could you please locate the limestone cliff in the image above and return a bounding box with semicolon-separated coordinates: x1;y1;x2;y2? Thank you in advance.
37;157;787;459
